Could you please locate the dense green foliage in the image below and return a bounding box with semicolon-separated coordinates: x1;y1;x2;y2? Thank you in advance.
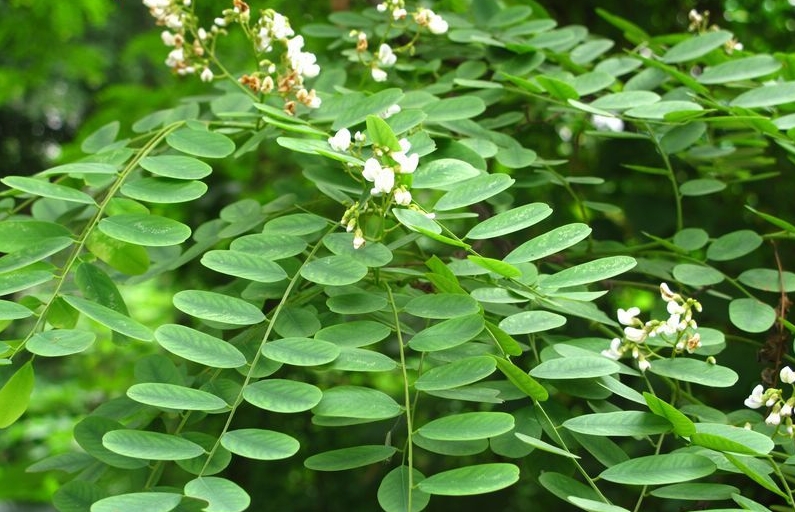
4;1;795;511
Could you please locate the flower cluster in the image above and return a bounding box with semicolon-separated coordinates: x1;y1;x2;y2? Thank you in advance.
145;0;217;81
349;3;448;82
601;283;704;371
238;9;321;114
745;366;795;435
328;127;420;248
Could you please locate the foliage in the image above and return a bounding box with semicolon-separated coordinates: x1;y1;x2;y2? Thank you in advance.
3;1;795;511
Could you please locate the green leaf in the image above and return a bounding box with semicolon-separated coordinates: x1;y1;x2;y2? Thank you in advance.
201;250;287;283
2;176;96;204
484;321;523;356
731;82;795;108
408;313;485;352
261;337;340;366
691;423;775;456
672;263;724;287
434;173;515;211
304;445;397;471
467;256;522;278
81;121;120;153
102;430;205;460
571;72;616;96
418;463;519;496
51;480;106;512
312;385;402;420
418;412;514;441
230;233;307;260
300;255;368;286
62;295;153;341
166;127;235;158
662;30;734;63
661;122;707;154
625;101;703;119
0;236;71;274
366;115;401;151
679;178;726;196
650;483;740;501
567;498;630;512
504;223;591;263
590;91;660;111
330;347;398;372
155;324;247;368
378;466;430;512
706;230;763;261
725;453;787;498
414;356;496;391
329;88;404;130
530;356;620;380
413;432;489;456
541;256;636;289
0;220;70;252
75;262;129;315
243;379;323;413
139;155;213;179
26;330;96;357
745;205;795;233
514;432;579;459
571;39;614;64
86;230;149;275
323;233;393;267
729;298;777;333
466;203;552;240
600;453;716;485
423;96;486;123
732;492;778;510
121;178;207;203
0;269;54;296
220;428;299;460
39;162;118;177
563;411;672;436
539;471;601;504
98;214;191;246
184;477;250;512
172;290;265;326
412;158;481;189
315;320;391;347
404;293;480;319
648;359;738;387
698;54;781;84
499;311;567;335
0;300;33;320
127;383;227;411
326;292;388;314
643;392;696;436
393;208;442;234
536;75;580;101
673;228;709;251
493;357;549;401
90;492;182;512
0;362;34;428
739;268;795;292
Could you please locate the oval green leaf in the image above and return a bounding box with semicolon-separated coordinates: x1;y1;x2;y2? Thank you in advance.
220;428;299;460
102;430;205;460
230;233;307;260
378;466;430;512
672;263;724;287
243;379;323;413
729;298;777;333
173;290;265;326
563;411;672;436
155;324;247;368
413;159;481;189
166;128;235;158
90;492;182;512
312;385;402;420
731;81;795;108
418;412;514;441
0;362;34;428
738;268;795;293
434;173;515;211
26;330;96;357
418;463;519;496
499;311;567;335
649;358;739;387
414;356;496;391
530;356;620;380
127;383;227;411
62;295;153;341
2;176;95;204
466;203;552;240
300;255;368;286
261;337;340;366
121;178;207;203
541;256;636;289
184;477;250;512
692;423;775;456
304;445;397;471
201;250;287;283
679;178;726;196
662;30;733;63
600;453;716;485
698;54;781;84
404;293;480;319
706;230;763;261
504;223;591;263
408;313;484;352
139;155;212;179
98;214;191;246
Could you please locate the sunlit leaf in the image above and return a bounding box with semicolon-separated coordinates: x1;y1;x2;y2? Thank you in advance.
650;482;739;501
314;320;391;347
423;96;486;122
184;477;250;512
0;362;34;428
261;337;340;366
731;82;795;108
499;311;567;335
201;250;287;283
139;155;213;179
0;269;54;296
0;236;72;274
304;445;397;471
121;177;207;203
166;127;235;158
541;256;636;289
102;430;205;460
493;357;548;401
466;203;552;240
312;385;402;420
590;91;659;110
563;411;672;436
172;290;265;326
643;392;696;436
90;492;182;512
243;379;323;413
698;54;781;84
220;428;299;460
435;173;514;211
2;176;96;204
415;356;496;391
408;313;484;351
413;159;481;189
418;464;519;496
155;324;247;368
504;223;591;263
378;466;430;512
62;295;153;341
691;423;774;456
530;356;620;380
26;330;95;357
648;358;738;387
662;30;733;63
127;383;227;412
98;214;191;246
300;255;368;286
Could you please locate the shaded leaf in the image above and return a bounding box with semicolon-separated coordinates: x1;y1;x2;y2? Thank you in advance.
0;362;34;428
62;295;153;341
418;463;519;496
304;445;397;471
378;466;430;512
220;429;299;460
102;430;205;460
91;492;182;512
166;127;235;158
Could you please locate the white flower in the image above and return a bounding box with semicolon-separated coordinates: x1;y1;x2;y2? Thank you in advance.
165;48;184;68
376;2;387;12
377;44;397;67
744;384;765;409
286;36;320;78
270;12;294;40
637;357;651;372
393;187;412;206
685;333;701;353
379;104;401;118
144;0;170;7
363;158;382;182
371;67;388;82
214;17;227;27
781;402;793;417
161;31;177;46
782;366;795;384
766;411;781;426
591;114;624;132
392;140;419;174
197;28;208;40
617;307;640;326
601;338;623;360
164;13;183;30
623;326;647;342
328;128;352;152
666;300;685;316
660;282;676;302
257;28;273;52
428;12;449;34
200;67;214;82
353;233;365;249
393;8;407;20
362;158;395;195
354;131;366;143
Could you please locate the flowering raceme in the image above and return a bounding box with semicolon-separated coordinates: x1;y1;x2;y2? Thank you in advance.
745;366;795;435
